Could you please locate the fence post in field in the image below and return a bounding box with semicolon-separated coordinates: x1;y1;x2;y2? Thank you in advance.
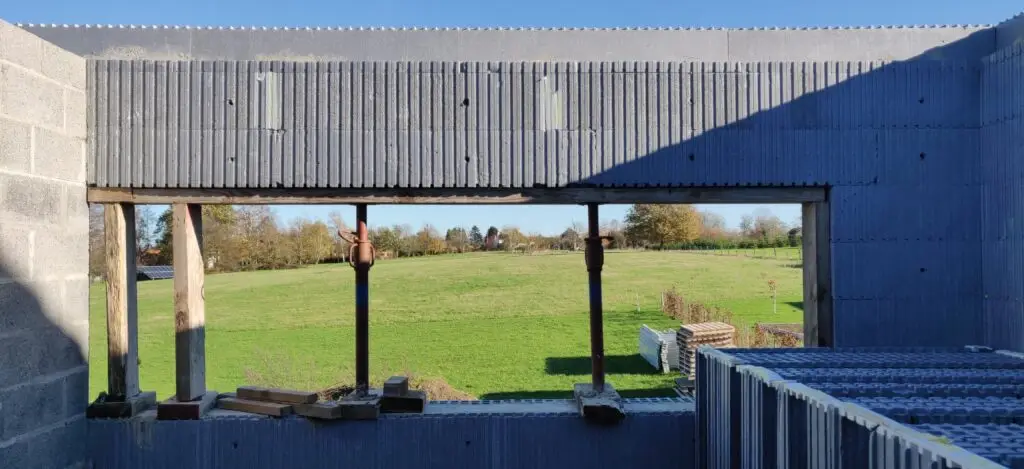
87;203;157;418
157;203;217;420
573;203;625;423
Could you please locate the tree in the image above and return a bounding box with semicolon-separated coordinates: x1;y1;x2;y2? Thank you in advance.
500;226;528;252
293;219;334;264
739;214;754;237
369;227;401;255
415;224;444;255
624;204;702;247
484;226;500;250
327;210;350;261
152;205;238;266
445;227;470;253
559;228;580;251
469;225;484;249
699;210;727;238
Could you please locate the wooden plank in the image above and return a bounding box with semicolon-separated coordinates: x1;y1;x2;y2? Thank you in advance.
236;386;317;404
217;397;294;417
104;203;140;399
87;391;156;418
88;186;827;205
173;203;206;401
801;202;820;346
294;401;381;420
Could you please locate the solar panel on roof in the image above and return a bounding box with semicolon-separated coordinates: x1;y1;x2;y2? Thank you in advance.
138;265;174;280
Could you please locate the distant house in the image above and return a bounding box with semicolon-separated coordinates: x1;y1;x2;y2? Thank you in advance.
137;265;173;281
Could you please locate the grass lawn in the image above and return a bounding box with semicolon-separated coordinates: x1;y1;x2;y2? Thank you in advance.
88;250;802;400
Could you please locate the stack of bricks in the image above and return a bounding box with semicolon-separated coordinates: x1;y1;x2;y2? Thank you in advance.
677;322;735;377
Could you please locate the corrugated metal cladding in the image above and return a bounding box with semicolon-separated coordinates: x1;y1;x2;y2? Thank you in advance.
89;400;694;469
88;56;996;348
88;59;980;189
981;43;1024;352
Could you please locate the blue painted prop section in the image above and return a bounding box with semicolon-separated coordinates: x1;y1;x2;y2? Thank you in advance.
90;399;695;469
697;346;1023;469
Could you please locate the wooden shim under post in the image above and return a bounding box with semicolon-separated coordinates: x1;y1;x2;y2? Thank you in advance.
173;203;206;401
104;203;140;399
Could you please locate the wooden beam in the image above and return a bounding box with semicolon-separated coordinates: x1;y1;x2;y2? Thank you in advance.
104;203;140;399
173;203;206;401
217;396;294;417
236;386;318;404
87;186;827;205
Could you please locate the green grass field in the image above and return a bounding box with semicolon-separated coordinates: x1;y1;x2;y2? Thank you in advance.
88;250;802;400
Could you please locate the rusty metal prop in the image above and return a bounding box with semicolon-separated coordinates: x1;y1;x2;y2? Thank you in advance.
346;204;373;394
585;203;614;392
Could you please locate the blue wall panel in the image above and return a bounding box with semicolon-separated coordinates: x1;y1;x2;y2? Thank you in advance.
90;400;695;469
982;44;1024;351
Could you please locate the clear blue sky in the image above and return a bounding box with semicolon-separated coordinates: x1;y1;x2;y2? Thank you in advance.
8;0;1020;233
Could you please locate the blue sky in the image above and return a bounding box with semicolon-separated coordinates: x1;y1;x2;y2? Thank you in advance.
8;0;1020;233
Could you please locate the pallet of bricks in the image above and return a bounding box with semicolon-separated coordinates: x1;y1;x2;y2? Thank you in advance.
677;322;735;378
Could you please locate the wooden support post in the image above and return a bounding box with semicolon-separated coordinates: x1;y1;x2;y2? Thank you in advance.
802;200;833;347
87;203;156;418
158;203;214;420
173;203;206;400
105;203;139;399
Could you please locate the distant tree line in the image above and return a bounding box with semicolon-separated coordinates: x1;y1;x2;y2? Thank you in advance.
86;203;801;278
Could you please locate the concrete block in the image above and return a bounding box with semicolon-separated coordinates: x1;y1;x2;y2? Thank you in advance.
0;223;34;280
0;116;32;172
0;327;84;385
62;277;90;323
63;367;89;418
0;20;43;71
63;89;86;138
34;226;87;277
0;372;69;440
0;173;63;225
0;279;51;331
40;41;86;89
0;415;85;469
33;126;83;182
64;187;88;234
0;63;64;129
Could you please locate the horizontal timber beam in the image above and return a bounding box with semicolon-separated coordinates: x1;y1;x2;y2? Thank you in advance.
88;187;826;205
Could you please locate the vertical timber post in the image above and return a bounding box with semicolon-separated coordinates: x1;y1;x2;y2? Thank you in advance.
157;203;216;419
87;203;156;418
573;203;624;423
354;204;371;395
105;203;139;399
801;200;833;347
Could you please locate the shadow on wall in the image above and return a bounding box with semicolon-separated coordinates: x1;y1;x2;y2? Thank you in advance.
566;30;994;348
479;388;677;401
545;355;662;376
0;261;87;467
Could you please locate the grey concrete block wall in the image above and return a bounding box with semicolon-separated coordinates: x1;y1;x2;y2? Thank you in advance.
0;20;89;469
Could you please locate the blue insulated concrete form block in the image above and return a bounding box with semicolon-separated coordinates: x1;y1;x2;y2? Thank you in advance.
981;43;1024;352
90;399;695;469
697;347;1024;468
